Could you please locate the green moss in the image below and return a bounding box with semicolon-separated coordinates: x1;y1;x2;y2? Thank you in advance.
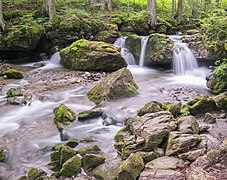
82;154;105;170
2;69;23;79
60;156;81;177
137;101;162;116
27;167;47;179
78;108;102;121
76;145;101;156
162;102;182;117
0;148;6;162
66;139;79;148
6;88;23;98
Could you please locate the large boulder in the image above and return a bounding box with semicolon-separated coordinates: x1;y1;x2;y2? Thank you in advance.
87;68;138;105
118;153;144;180
60;39;127;72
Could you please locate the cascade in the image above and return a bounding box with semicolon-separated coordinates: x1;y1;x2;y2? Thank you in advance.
113;37;136;65
50;51;61;64
170;35;199;75
139;36;149;67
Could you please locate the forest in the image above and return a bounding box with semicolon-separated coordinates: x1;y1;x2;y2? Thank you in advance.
0;0;226;180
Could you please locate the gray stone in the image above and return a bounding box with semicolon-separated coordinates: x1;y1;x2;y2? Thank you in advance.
204;113;216;124
178;149;206;161
178;115;200;134
135;151;159;163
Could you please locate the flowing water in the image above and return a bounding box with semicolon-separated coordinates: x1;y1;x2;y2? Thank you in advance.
113;37;136;65
0;45;211;179
139;36;149;67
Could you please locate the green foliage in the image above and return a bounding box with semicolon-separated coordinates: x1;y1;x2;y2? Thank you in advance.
214;59;227;78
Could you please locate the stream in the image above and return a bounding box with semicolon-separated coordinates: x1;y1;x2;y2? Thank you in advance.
0;57;211;179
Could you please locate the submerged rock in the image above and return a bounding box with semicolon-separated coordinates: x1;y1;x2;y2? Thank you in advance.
1;69;23;79
53;104;76;131
82;154;105;170
78;108;102;121
137;101;162;116
60;39;127;72
118;153;144;180
87;68;138;105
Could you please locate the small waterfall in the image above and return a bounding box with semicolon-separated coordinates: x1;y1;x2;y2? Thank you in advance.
139;36;149;67
170;35;199;75
50;52;61;64
113;37;136;65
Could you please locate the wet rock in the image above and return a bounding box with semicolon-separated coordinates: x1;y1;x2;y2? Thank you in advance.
1;69;23;79
82;154;105;170
166;131;201;156
60;156;81;177
140;156;185;180
178;115;200;134
162;102;182;117
137;101;162;116
27;167;47;179
87;68;138;105
78;108;102;121
65;139;79;148
188;96;218;115
213;91;227;110
0;148;6;162
60;39;127;72
187;139;227;180
53;104;76;131
118;153;144;180
135;151;159;163
33;62;46;68
93;156;121;180
128;111;176;151
199;124;210;133
76;145;102;156
204;113;216;124
7;96;27;105
178;148;206;161
6;88;23;98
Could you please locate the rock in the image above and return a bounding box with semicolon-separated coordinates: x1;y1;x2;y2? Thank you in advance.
76;145;102;156
135;151;159;163
78;108;102;121
178;149;206;161
140;156;185;180
93;156;121;180
65;139;79;148
87;68;138;105
162;102;182;117
82;154;105;170
6;88;23;98
197;134;221;151
199;124;210;133
60;39;127;72
118;153;144;180
137;101;162;116
7;96;26;105
188;96;218;115
60;156;81;177
127;111;176;151
204;113;216;124
0;148;6;162
145;156;185;170
178;116;200;134
166;132;201;156
213;92;227;110
53;104;76;131
27;167;47;180
1;69;23;79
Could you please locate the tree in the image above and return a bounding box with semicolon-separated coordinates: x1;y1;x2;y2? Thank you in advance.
44;0;55;20
0;0;5;31
148;0;157;28
176;0;183;24
108;0;113;10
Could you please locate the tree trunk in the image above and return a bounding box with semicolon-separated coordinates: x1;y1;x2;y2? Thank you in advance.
172;0;175;18
100;0;106;10
108;0;113;10
44;0;55;20
148;0;157;28
0;0;5;31
192;0;198;18
176;0;182;24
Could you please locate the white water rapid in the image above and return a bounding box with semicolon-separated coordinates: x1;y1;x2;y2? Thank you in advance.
170;35;199;75
113;36;136;65
139;36;149;67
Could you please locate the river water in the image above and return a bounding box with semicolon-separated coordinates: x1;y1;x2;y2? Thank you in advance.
0;59;210;179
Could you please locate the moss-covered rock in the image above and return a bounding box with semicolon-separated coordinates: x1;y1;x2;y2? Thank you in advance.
2;69;23;79
137;101;162;116
60;39;127;72
76;145;102;156
0;148;6;162
78;108;102;121
87;68;138;105
118;153;144;180
53;104;76;131
82;154;105;170
65;139;79;148
60;156;81;178
6;88;23;98
213;92;227;110
27;167;47;180
162;102;182;117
